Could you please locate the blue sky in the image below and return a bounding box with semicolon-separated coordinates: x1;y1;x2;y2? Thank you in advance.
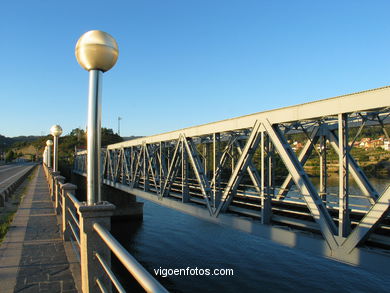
1;0;390;137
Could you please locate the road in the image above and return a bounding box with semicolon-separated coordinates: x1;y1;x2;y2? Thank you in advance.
0;163;36;191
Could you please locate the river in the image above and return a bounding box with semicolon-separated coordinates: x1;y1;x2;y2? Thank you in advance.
109;178;390;293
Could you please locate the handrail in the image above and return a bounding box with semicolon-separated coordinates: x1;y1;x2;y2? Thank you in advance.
67;207;80;227
68;220;80;246
67;192;81;209
96;278;109;293
95;252;126;293
93;222;168;293
43;164;167;292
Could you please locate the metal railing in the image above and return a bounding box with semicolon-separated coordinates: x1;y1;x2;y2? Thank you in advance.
43;163;167;293
94;222;168;293
67;192;81;248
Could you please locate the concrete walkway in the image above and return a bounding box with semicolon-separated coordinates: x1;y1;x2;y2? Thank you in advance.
0;165;78;293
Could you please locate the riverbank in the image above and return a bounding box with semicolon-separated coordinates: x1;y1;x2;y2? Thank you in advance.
304;160;390;178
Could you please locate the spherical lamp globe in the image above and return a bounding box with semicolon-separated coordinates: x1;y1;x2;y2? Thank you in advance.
75;30;119;72
50;125;63;137
46;140;53;147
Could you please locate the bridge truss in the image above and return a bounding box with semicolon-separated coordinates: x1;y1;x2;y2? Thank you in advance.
74;86;390;271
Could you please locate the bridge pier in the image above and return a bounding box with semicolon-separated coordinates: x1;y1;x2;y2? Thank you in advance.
101;184;144;221
71;172;144;221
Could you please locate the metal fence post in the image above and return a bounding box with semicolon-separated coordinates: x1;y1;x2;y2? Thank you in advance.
78;202;115;293
61;183;77;241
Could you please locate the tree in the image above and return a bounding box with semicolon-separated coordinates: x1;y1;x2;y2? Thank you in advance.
101;128;123;146
5;150;15;162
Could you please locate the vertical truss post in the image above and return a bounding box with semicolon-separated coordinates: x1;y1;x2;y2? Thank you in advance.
203;144;207;176
338;113;351;238
159;142;163;194
213;134;216;208
182;142;189;202
267;134;274;197
213;133;221;208
130;146;134;182
143;144;150;191
231;146;234;173
160;142;168;192
319;136;327;202
327;130;378;203
261;131;271;224
167;145;171;172
120;149;124;184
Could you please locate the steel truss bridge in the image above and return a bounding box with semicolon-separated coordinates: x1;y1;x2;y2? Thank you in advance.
74;86;390;272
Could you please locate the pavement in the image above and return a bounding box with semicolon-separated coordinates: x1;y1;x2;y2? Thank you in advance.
0;165;79;293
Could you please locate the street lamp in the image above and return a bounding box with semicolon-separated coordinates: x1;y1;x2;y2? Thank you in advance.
43;146;47;165
50;124;63;172
46;139;53;168
75;30;119;205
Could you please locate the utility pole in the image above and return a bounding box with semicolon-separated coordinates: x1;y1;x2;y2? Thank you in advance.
118;116;122;136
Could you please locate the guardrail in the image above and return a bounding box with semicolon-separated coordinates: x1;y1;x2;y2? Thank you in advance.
43;163;167;293
0;163;36;207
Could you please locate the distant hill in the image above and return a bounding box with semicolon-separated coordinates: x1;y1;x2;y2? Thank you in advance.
0;132;143;159
122;136;144;141
0;134;42;150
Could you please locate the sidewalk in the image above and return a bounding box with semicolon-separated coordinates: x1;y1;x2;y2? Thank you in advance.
0;165;78;293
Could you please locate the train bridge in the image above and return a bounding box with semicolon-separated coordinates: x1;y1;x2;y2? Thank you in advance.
73;85;390;272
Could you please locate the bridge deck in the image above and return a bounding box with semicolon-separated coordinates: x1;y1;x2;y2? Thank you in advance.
0;165;79;293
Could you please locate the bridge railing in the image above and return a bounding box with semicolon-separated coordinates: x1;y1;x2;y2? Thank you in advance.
42;163;167;293
93;222;168;293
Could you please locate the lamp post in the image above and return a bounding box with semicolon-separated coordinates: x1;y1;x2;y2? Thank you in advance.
50;125;63;172
46;140;53;168
75;30;119;205
43;146;47;165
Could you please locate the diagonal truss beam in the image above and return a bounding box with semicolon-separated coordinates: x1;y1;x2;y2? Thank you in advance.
341;185;390;253
210;135;238;188
145;145;159;192
130;145;144;189
113;149;123;183
215;120;262;216
234;140;262;195
327;129;379;203
183;136;213;214
262;119;338;249
161;138;182;198
276;126;320;200
123;149;131;184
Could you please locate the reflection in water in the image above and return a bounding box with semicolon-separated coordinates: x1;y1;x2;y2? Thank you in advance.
111;178;390;293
